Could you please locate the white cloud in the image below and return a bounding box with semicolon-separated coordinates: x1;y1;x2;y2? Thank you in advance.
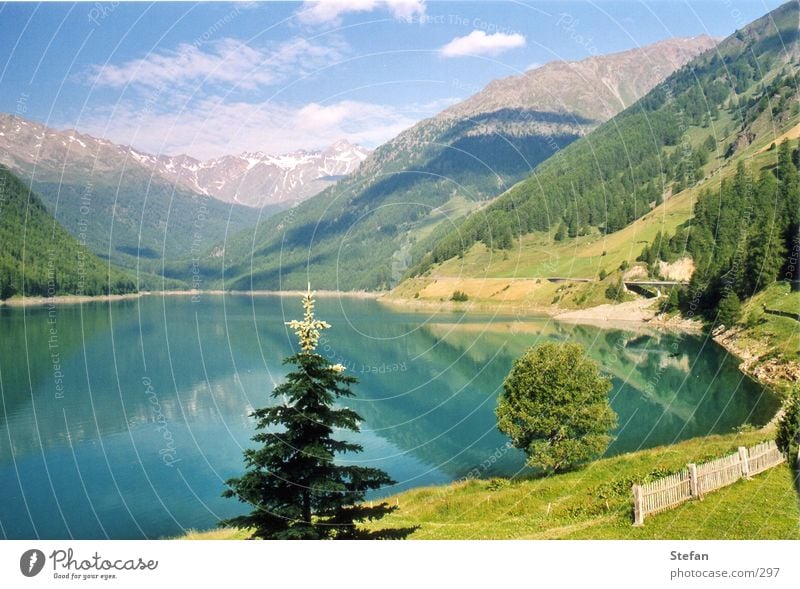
440;30;526;58
297;0;425;25
72;31;450;159
381;0;426;22
83;37;347;91
72;97;428;160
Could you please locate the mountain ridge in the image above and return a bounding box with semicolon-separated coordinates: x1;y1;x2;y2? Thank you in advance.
205;35;717;291
0;114;369;208
441;35;719;122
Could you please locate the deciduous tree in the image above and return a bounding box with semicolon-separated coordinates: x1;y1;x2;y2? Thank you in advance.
496;342;617;474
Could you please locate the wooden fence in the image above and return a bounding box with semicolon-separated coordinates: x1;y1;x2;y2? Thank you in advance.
748;441;786;476
632;469;690;521
632;440;786;526
696;451;743;495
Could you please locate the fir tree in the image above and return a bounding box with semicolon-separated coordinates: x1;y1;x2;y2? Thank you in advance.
221;288;398;539
661;287;681;313
742;176;786;296
554;222;567;242
776;390;800;470
715;291;742;329
777;140;799;230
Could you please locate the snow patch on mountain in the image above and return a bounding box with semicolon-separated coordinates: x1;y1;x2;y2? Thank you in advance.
0;112;370;208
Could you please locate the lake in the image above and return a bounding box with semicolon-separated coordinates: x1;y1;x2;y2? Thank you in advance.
0;294;779;539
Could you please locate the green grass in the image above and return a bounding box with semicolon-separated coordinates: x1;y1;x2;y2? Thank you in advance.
732;282;800;391
179;428;800;540
762;285;800;319
435;188;693;280
174;527;253;540
393;110;800;318
429;145;787;286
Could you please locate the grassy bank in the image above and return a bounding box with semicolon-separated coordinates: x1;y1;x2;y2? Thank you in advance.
714;282;800;394
179;428;799;540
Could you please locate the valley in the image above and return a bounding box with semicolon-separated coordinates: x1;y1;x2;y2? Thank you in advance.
1;0;798;548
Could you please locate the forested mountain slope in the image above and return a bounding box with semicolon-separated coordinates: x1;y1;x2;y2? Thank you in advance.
0;166;135;299
0;114;263;278
394;1;799;366
199;37;715;291
416;1;799;275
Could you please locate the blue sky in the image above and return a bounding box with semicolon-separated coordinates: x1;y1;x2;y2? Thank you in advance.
0;0;788;158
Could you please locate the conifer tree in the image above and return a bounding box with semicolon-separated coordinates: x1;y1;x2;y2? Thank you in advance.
777;140;799;230
221;288;397;539
716;291;742;329
776;390;799;470
554;222;567;242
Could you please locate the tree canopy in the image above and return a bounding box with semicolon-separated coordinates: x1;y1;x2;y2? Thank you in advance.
640;141;799;325
496;342;617;474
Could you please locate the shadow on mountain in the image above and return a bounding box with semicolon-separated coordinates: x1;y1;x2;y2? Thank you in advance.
348;109;589;207
273;108;589;252
217;107;595;290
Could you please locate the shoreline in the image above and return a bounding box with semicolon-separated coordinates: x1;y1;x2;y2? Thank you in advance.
0;289;379;307
377;293;705;333
713;325;799;396
384;292;795;393
0;292;143;307
0;286;698;335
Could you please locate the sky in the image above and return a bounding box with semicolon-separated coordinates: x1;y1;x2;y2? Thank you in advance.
0;0;789;159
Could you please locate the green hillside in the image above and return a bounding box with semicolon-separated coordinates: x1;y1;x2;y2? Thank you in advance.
399;2;799;324
416;1;799;277
30;173;265;280
194;38;713;291
181;428;800;540
0;166;135;299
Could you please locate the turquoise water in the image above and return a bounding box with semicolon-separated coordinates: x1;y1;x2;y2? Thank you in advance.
0;295;779;539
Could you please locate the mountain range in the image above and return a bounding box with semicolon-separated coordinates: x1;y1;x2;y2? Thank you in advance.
0;116;366;278
0;116;369;208
6;14;793;304
196;35;717;291
394;0;799;335
108;139;369;208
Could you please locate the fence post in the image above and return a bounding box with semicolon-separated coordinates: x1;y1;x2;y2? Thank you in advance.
738;446;751;479
688;463;701;499
632;484;644;527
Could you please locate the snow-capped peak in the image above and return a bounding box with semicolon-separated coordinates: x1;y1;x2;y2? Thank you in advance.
143;140;371;207
0;112;370;209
